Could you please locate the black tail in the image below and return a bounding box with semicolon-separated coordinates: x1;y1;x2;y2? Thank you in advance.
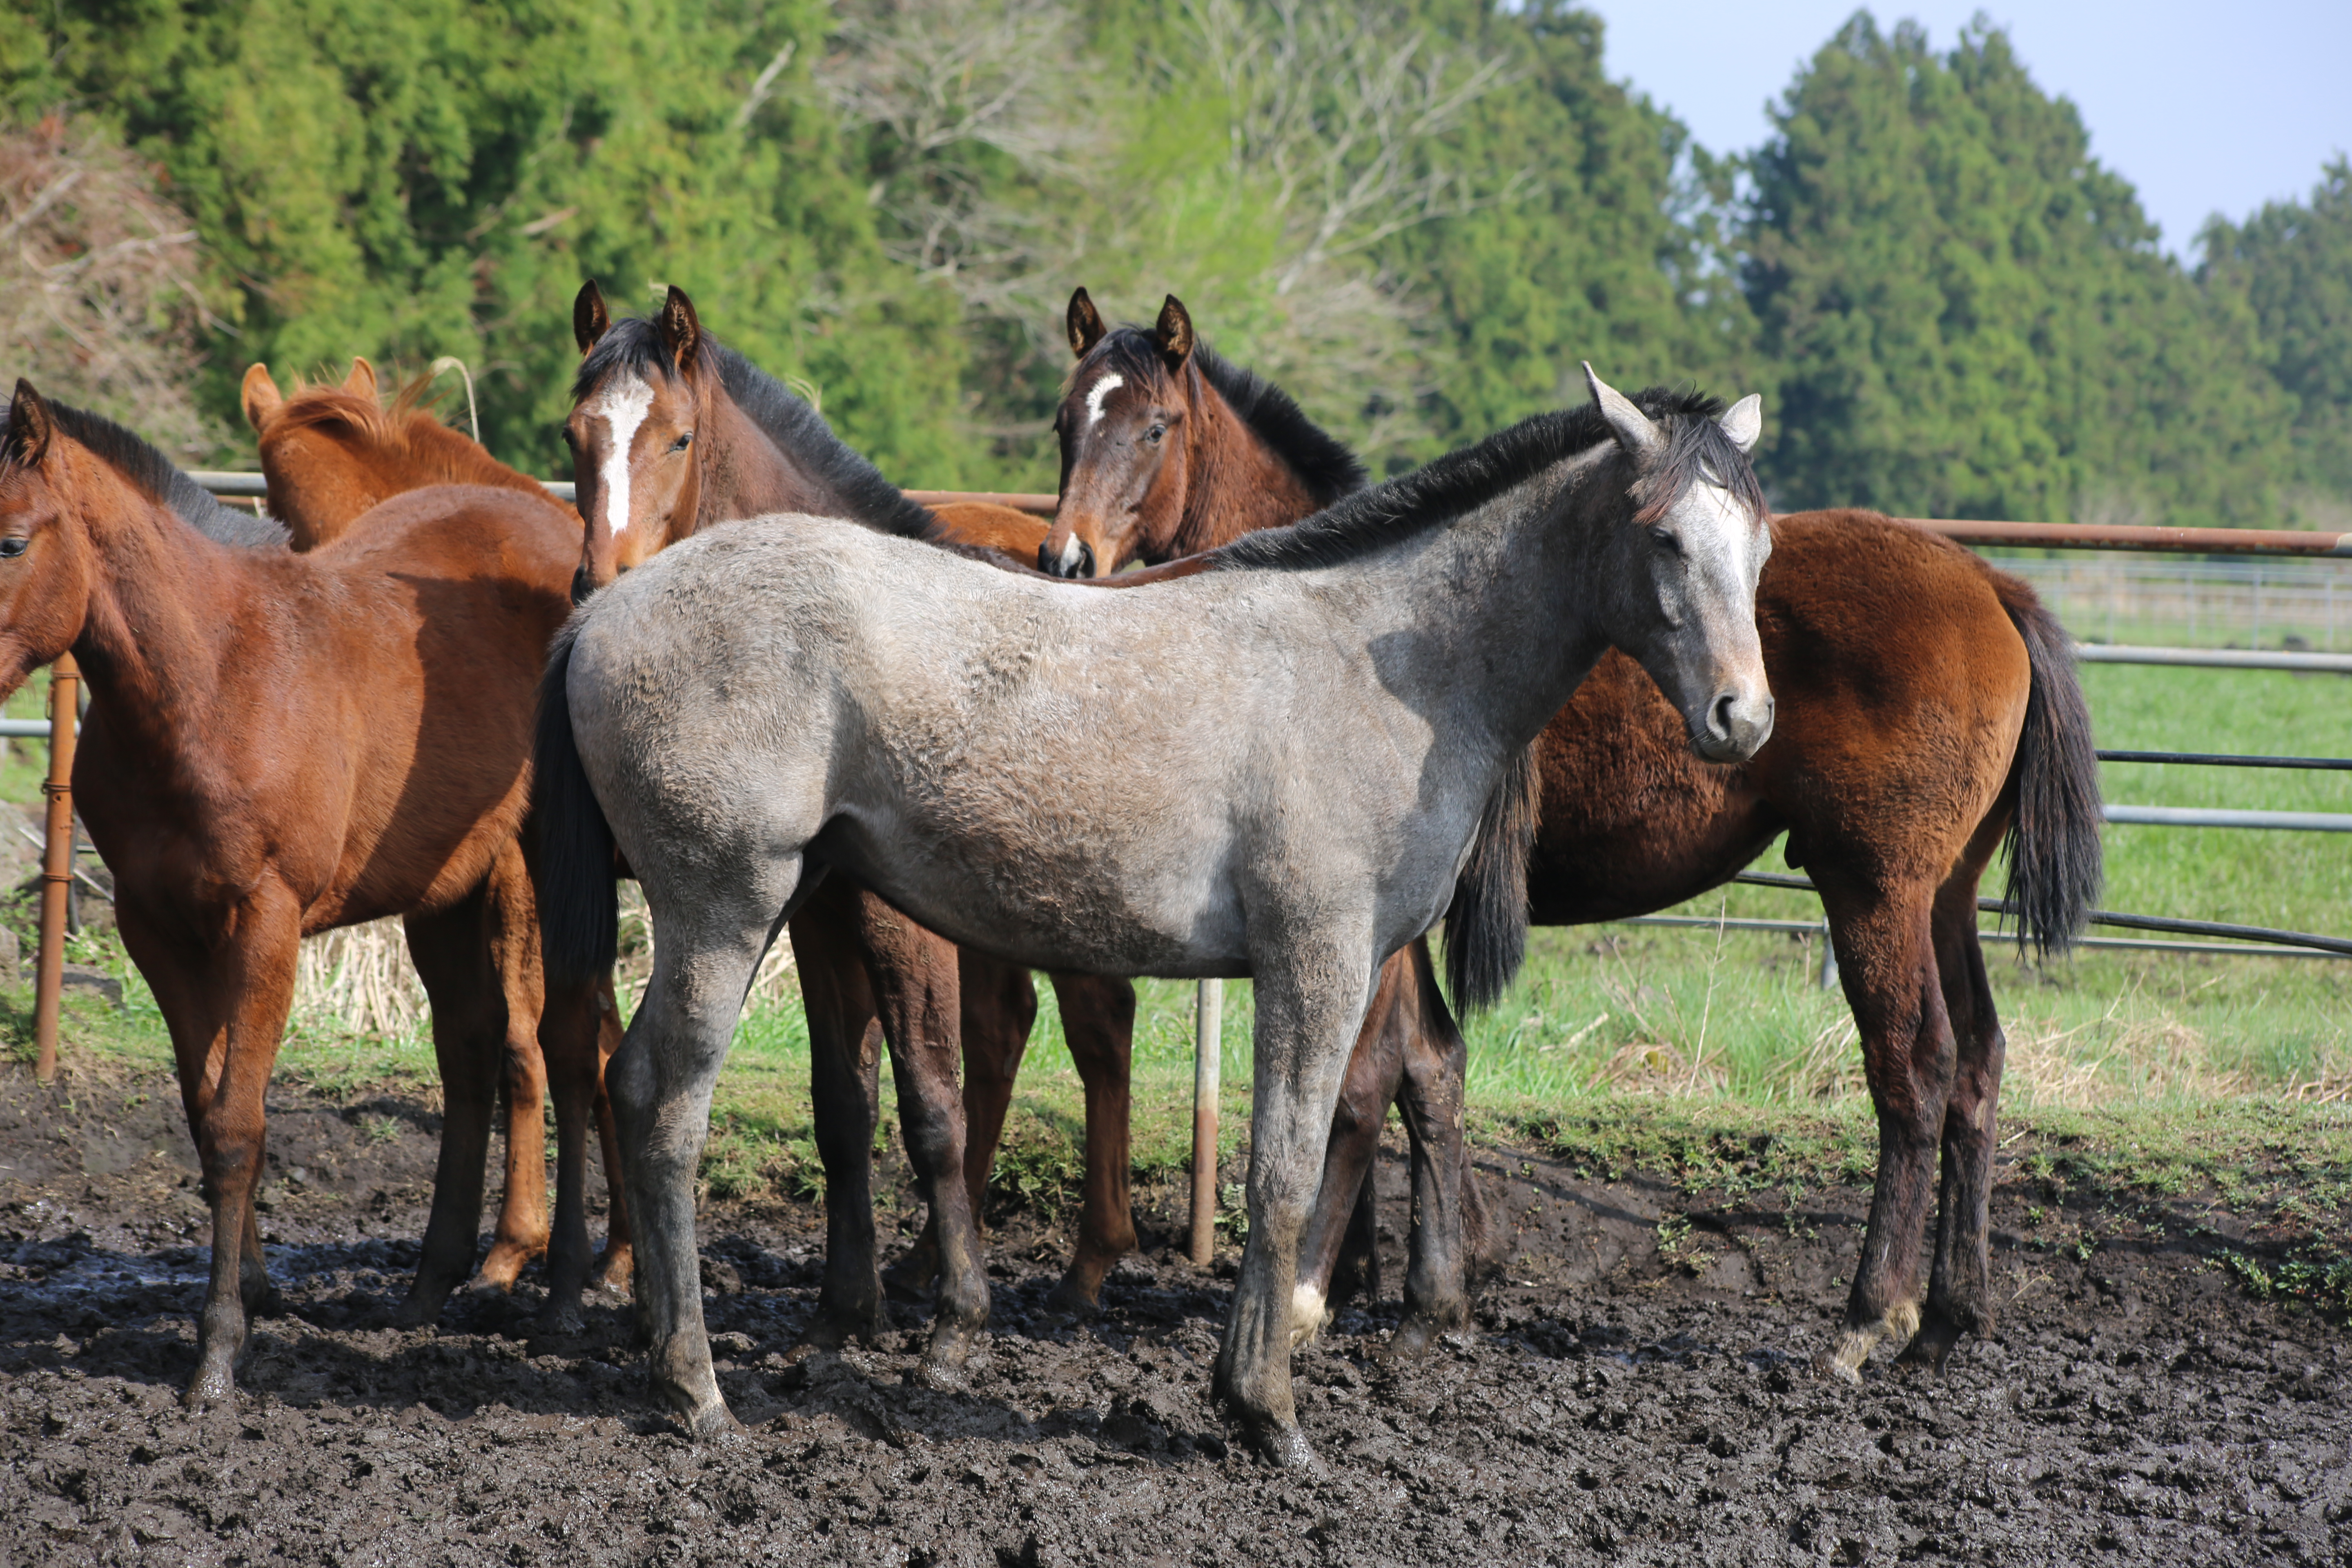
532;620;618;987
1994;579;2103;959
1443;744;1539;1011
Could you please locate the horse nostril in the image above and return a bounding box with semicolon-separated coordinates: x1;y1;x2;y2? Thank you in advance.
1710;691;1737;739
1077;540;1096;578
1036;541;1057;575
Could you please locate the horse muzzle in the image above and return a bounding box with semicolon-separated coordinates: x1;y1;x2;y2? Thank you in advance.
1693;686;1774;763
1037;532;1096;579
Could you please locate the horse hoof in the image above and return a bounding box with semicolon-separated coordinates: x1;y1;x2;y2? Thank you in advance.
684;1401;741;1442
592;1247;634;1296
536;1301;587;1336
1042;1278;1102;1321
1251;1423;1322;1473
1814;1351;1864;1386
181;1361;238;1412
1381;1316;1445;1361
386;1296;441;1331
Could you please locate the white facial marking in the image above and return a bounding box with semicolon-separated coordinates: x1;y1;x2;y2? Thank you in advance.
1084;372;1125;428
1055;533;1087;573
592;374;655;536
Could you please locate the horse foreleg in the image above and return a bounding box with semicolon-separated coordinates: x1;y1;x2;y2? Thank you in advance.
1292;956;1409;1346
150;887;301;1409
1816;880;1952;1383
1392;940;1481;1355
590;977;633;1293
788;885;888;1350
475;840;551;1297
1047;972;1138;1314
610;879;788;1439
397;885;506;1327
857;895;990;1375
1213;932;1379;1470
1901;836;2010;1374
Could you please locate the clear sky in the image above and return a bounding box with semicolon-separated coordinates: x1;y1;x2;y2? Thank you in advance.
1581;1;2352;257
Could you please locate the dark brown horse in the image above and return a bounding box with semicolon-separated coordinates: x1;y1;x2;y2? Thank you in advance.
0;380;587;1405
563;283;1134;1370
243;368;636;1303
1020;291;2103;1374
241;361;554;549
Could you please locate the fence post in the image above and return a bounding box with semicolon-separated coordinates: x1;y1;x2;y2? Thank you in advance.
33;655;80;1083
1189;977;1222;1267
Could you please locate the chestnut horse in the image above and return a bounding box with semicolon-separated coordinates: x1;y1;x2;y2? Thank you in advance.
241;366;635;1303
241;360;553;549
562;283;1120;1369
1029;291;2103;1376
0;381;584;1406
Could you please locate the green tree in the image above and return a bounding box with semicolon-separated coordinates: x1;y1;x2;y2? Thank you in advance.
3;0;969;479
2200;158;2352;512
1744;15;2289;528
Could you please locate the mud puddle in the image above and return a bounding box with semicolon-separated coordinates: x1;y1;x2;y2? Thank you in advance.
1;1068;2344;1565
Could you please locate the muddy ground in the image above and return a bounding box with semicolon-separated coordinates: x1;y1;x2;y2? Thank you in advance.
0;1067;2344;1566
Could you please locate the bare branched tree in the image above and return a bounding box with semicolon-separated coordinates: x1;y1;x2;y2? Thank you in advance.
0;114;228;459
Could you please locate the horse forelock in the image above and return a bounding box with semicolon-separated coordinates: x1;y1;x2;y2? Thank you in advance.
265;384;403;450
1631;394;1768;534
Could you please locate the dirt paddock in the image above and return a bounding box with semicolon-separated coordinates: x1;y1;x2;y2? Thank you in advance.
1;1067;2344;1566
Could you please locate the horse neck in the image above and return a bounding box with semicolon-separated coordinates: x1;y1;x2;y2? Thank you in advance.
693;384;846;532
1165;369;1325;559
55;452;246;746
1340;443;1621;755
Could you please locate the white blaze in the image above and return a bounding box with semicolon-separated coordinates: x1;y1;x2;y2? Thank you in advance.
591;375;655;536
1084;372;1125;428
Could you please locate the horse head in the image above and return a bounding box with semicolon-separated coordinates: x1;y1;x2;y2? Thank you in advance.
566;281;712;593
1037;290;1203;578
1580;366;1774;763
243;358;396;546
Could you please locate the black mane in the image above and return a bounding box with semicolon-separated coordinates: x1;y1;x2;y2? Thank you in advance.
1212;388;1761;573
1;402;288;550
574;318;939;542
1086;328;1368;507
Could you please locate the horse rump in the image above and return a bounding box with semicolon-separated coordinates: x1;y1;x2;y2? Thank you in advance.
531;619;619;986
1993;577;2103;958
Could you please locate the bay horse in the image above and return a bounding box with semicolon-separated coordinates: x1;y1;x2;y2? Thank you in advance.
241;360;554;549
533;370;1775;1461
242;366;635;1303
0;381;584;1407
562;283;1145;1365
1038;292;2104;1379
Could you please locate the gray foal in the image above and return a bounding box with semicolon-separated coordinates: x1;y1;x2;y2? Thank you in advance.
533;368;1772;1466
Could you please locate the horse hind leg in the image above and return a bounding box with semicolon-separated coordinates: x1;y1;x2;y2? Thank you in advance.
395;884;508;1328
1813;877;1952;1383
1292;952;1410;1348
787;884;890;1353
473;841;552;1300
1900;830;2011;1374
1046;971;1139;1316
1390;940;1483;1356
589;978;633;1294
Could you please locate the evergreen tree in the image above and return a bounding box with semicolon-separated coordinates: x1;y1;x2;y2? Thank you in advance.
1744;16;2290;528
2200;159;2352;510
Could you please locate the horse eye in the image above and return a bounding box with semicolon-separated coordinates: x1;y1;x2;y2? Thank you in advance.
1647;526;1683;556
559;427;578;448
1145;424;1165;444
0;537;24;559
671;432;693;453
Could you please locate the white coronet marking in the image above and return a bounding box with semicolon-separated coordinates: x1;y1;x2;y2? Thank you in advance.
1287;1283;1327;1348
592;374;655;536
1084;372;1124;428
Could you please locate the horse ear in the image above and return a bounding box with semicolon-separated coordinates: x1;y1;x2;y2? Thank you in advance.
1581;363;1661;458
1154;294;1195;368
4;379;53;468
658;285;702;372
241;363;284;431
575;279;611;354
342;356;379;403
1067;287;1106;358
1718;394;1762;455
